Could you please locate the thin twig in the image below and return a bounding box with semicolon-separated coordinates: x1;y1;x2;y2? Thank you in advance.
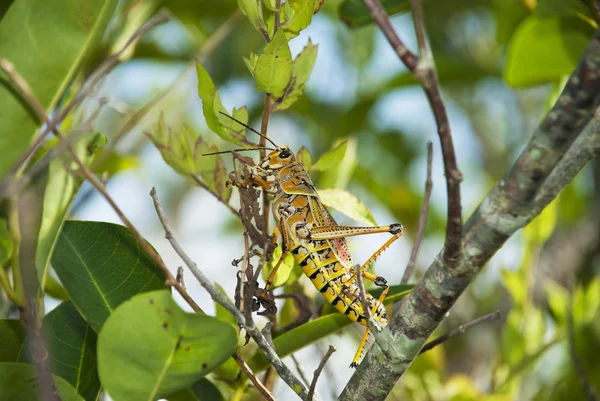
419;310;500;355
362;0;463;267
6;11;170;177
259;93;272;232
232;351;275;401
401;141;433;284
150;188;314;400
0;59;202;315
307;345;336;401
567;278;598;401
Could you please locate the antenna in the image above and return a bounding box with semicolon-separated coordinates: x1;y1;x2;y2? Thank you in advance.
202;146;273;156
218;111;278;148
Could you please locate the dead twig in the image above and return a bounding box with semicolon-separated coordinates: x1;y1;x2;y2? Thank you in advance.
232;351;275;401
419;310;501;355
362;0;462;267
307;345;336;401
401;141;433;284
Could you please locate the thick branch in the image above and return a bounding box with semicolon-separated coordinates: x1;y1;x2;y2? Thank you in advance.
340;29;600;400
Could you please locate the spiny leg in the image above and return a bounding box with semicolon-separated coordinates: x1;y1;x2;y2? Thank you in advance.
350;284;390;368
306;223;403;241
344;231;404;287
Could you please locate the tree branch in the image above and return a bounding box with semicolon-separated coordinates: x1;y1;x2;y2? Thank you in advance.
340;29;600;401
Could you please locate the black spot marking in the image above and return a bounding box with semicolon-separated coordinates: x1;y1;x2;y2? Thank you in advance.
319;282;331;294
331;295;342;306
163;309;172;315
185;346;191;351
309;270;320;280
202;363;208;369
162;322;168;330
149;299;154;305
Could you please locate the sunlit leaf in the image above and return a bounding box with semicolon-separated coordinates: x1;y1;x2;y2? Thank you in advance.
0;0;117;179
504;16;594;88
90;150;140;176
275;39;318;111
255;30;293;97
243;52;259;78
282;0;315;35
524;194;559;245
263;244;296;288
296;146;313;171
98;290;237;401
318;188;377;226
310;140;348;172
238;0;267;34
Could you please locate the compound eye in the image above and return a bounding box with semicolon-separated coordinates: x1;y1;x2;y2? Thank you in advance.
279;149;291;159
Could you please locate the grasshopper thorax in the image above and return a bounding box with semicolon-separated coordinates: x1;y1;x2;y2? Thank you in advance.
259;146;296;171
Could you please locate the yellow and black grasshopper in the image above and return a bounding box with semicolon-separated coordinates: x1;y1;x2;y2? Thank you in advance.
207;115;404;367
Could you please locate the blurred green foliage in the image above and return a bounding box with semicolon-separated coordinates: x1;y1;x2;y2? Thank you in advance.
0;0;599;400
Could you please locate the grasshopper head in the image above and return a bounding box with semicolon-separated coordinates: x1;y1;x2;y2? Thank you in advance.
260;146;296;170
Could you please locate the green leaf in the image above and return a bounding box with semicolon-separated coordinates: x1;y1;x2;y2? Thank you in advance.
98;290;237;401
90;150;140;176
275;39;318;111
195;61;219;132
165;379;225;401
504;16;594;88
248;314;351;372
0;0;117;179
262;244;296;287
255;30;293;97
339;0;410;28
44;301;100;401
51;221;167;332
318;188;377;226
524;194;559;245
310;141;348;172
296;146;313;170
34;132;107;295
195;61;246;146
0;362;84;401
0;218;12;266
282;0;315;35
243;52;259;79
147;117;232;205
0;320;26;362
238;0;267;34
248;284;413;372
44;274;70;301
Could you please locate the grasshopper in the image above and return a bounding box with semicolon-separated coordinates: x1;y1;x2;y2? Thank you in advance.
207;116;404;367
